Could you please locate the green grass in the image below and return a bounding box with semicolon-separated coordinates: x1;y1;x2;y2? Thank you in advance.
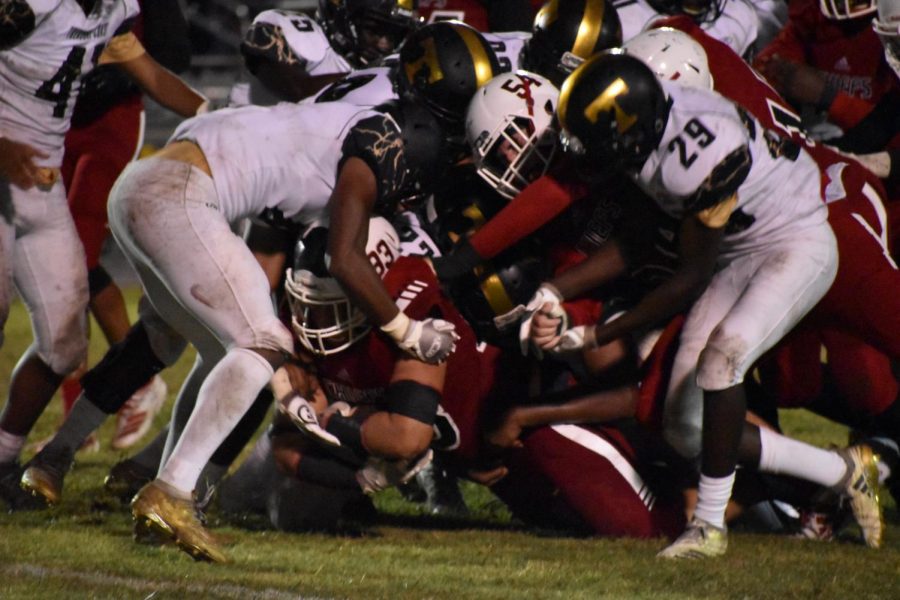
1;289;898;599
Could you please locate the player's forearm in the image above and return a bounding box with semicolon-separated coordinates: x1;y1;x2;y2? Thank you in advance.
119;57;206;118
516;387;638;427
550;241;628;301
329;249;399;326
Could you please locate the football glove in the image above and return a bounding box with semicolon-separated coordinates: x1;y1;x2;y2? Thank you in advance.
519;283;568;356
382;311;459;364
279;393;341;447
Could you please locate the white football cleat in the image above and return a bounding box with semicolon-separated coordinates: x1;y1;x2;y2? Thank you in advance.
112;376;167;450
658;516;728;559
280;394;341;447
357;449;434;495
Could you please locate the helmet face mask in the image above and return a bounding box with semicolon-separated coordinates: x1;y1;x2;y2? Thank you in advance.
467;71;560;200
285;218;401;356
819;0;877;20
875;0;900;78
647;0;724;23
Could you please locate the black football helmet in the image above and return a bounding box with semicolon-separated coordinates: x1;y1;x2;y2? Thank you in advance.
452;248;552;346
317;0;420;67
557;52;670;172
646;0;725;23
521;0;623;88
398;21;502;132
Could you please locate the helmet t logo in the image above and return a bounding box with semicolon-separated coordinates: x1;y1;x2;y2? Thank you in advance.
583;78;637;133
404;37;445;84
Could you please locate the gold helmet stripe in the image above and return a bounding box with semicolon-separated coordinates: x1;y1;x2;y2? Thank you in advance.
572;0;606;58
558;54;600;130
404;37;444;84
481;273;515;315
456;26;495;88
397;0;415;11
534;0;560;28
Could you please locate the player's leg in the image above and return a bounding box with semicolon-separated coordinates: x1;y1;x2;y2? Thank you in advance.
662;226;840;558
109;157;291;561
0;181;88;509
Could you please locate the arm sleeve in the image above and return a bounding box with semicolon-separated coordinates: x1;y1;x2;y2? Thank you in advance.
340;113;411;216
140;0;191;73
468;174;580;259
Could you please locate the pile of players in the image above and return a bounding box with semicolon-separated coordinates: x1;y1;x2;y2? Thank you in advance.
2;0;899;564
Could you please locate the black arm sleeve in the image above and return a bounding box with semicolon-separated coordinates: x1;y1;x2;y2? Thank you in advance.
140;0;191;73
0;0;35;50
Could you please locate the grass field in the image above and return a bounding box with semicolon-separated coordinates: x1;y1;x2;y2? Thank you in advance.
0;290;898;599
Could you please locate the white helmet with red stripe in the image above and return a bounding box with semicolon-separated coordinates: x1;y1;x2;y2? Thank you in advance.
465;71;560;200
819;0;876;20
622;27;713;90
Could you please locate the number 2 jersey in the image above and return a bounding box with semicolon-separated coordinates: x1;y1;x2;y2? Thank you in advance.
635;81;828;258
0;0;141;166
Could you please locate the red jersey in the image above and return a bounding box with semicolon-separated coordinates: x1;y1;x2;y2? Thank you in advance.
315;256;505;460
418;0;490;31
752;0;897;132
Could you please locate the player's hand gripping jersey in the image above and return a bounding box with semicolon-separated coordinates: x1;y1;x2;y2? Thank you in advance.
0;0;141;165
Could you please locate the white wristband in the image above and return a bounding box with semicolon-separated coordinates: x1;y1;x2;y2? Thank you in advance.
380;311;411;342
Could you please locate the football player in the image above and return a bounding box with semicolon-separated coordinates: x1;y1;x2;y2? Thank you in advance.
541;53;843;558
627;21;900;500
0;0;206;509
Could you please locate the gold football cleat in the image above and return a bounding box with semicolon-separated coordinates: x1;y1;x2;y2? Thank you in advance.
838;445;883;549
131;480;227;563
20;464;62;506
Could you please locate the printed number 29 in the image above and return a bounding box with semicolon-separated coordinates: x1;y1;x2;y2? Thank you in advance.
667;118;716;168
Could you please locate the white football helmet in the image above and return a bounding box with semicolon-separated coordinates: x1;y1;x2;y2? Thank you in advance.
623;28;713;90
875;0;900;79
465;71;560;200
285;217;401;356
819;0;876;20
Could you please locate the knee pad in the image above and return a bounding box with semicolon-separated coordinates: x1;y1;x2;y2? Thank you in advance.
697;343;747;391
81;321;167;414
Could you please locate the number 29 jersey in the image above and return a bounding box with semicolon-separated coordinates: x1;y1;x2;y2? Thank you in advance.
0;0;140;166
635;82;827;258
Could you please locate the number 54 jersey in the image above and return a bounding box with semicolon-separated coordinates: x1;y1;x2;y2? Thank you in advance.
0;0;140;166
635;81;828;259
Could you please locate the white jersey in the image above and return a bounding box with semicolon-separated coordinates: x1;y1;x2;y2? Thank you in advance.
307;65;398;108
0;0;140;165
635;81;827;257
229;9;351;108
616;0;757;57
171;102;377;224
483;31;531;72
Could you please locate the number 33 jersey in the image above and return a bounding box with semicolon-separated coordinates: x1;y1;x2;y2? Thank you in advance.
634;81;828;257
0;0;140;165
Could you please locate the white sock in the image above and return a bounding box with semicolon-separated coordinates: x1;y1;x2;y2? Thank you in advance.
0;429;26;465
694;472;735;529
158;348;274;494
757;427;845;487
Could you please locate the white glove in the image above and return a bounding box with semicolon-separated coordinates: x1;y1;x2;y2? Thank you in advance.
279;393;341;447
519;284;568;356
382;312;459;364
548;326;589;354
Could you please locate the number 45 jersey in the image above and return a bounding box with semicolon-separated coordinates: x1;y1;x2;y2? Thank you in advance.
0;0;140;166
635;81;828;258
